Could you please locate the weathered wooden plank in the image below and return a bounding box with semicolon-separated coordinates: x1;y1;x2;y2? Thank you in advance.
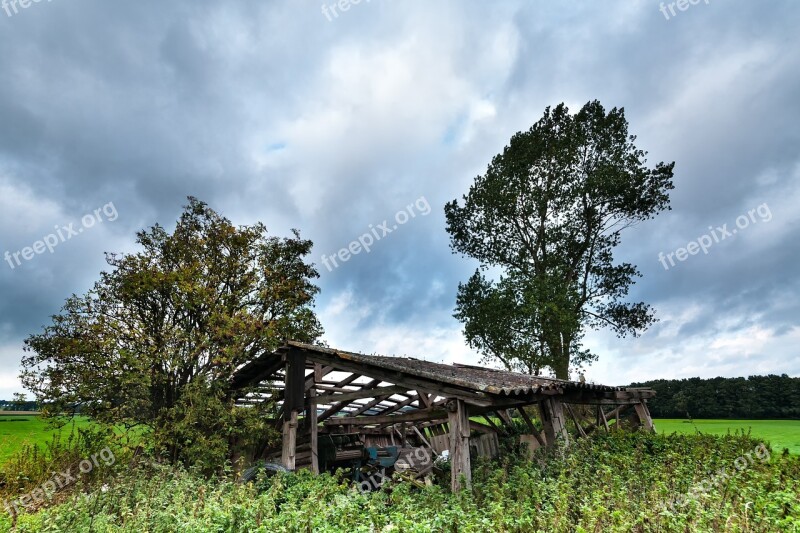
316;379;381;423
323;407;448;427
314;365;333;384
559;389;656;404
430;433;449;454
281;410;298;471
317;371;359;389
517;407;545;447
565;404;587;438
417;391;432;408
471;432;499;459
313;385;408;405
463;420;493;435
496;409;514;429
633;401;655;432
314;386;368;394
448;399;471;491
482;414;505;435
348;395;395;417
375;396;416;418
297;350;492;406
539;398;569;446
309;386;319;475
599;406;609;431
284;354;306;415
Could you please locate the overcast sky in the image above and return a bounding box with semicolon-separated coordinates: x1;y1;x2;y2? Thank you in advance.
0;0;798;398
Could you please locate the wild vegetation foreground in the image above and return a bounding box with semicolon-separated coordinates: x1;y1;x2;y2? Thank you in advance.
1;432;797;532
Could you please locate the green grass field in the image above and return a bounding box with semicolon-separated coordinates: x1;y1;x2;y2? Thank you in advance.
1;414;796;468
654;418;800;454
0;414;91;465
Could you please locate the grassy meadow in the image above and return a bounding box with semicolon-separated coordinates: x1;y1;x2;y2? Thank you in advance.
0;414;91;465
655;419;800;454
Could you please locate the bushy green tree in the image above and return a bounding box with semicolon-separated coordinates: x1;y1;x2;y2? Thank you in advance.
446;101;674;378
21;198;321;468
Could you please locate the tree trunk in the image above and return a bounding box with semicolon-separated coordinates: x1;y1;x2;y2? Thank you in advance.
548;333;572;380
553;360;569;380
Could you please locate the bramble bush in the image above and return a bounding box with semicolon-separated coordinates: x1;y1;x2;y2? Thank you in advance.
2;432;798;532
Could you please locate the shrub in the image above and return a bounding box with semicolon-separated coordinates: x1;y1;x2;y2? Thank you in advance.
5;432;799;532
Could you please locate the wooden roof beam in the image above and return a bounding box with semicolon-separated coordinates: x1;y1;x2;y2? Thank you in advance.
297;351;492;407
323;406;449;427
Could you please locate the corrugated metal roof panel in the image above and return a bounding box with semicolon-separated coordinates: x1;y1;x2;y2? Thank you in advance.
284;341;623;397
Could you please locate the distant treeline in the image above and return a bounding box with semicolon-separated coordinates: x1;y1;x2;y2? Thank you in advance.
0;400;38;411
630;375;800;419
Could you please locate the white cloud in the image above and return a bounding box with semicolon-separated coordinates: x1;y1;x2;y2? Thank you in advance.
0;0;799;397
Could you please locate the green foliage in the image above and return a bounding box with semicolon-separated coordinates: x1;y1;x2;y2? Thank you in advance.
7;433;798;532
20;197;321;470
8;396;27;413
0;401;37;413
634;374;800;419
445;101;674;378
155;379;279;472
0;422;129;516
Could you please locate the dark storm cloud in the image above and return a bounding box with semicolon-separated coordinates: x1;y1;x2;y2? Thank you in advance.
0;0;798;395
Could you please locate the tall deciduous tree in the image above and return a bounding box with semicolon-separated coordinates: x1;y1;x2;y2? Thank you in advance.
21;198;322;466
446;101;674;379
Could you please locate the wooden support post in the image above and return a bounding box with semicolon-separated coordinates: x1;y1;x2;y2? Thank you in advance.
551;399;569;445
281;353;305;471
599;406;609;432
281;410;298;470
309;365;320;474
599;404;631;432
537;401;552;444
539;398;569;447
633;401;655;433
447;399;471;491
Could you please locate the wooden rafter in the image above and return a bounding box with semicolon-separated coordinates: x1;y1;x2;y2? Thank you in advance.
295;349;493;406
323;406;449;427
313;372;361;393
417;391;432;408
315;379;382;422
313;385;408;404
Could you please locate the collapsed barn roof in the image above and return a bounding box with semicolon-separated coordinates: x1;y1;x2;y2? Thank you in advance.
230;341;657;491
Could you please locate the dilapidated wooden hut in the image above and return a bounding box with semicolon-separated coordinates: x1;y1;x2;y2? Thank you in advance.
230;341;655;490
